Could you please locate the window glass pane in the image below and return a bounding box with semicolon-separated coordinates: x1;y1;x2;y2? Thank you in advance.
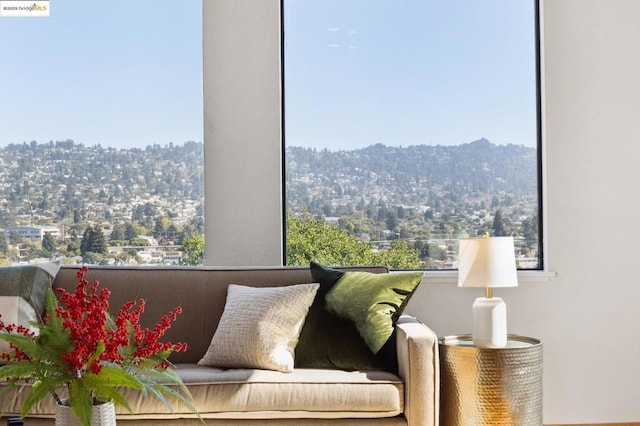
284;0;540;269
0;1;204;266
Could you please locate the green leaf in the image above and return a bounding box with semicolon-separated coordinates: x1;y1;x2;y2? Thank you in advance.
0;333;41;357
132;367;200;421
0;360;41;381
143;382;201;421
92;386;132;413
69;380;94;426
95;364;145;390
86;341;105;371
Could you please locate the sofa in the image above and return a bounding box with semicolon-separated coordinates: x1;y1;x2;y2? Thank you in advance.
1;264;439;425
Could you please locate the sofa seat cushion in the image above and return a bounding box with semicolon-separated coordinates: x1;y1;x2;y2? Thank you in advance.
128;364;404;420
1;364;404;420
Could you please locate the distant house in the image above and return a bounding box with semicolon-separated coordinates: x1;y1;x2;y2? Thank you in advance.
162;251;182;264
3;225;61;242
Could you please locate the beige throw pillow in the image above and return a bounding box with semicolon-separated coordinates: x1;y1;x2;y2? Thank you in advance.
198;283;319;373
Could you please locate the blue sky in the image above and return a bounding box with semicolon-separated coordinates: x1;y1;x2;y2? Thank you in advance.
284;0;538;149
0;1;203;149
1;1;537;150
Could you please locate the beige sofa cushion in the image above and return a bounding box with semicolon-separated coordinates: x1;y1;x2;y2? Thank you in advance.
198;283;319;372
1;365;403;420
127;365;404;419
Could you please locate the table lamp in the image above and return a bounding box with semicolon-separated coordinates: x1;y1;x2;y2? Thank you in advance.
457;235;518;348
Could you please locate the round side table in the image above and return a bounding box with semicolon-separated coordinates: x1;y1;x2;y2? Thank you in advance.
439;334;543;426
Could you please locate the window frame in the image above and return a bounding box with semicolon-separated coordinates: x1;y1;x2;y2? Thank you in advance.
279;0;547;274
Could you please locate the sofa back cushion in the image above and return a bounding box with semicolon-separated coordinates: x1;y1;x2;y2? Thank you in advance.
53;265;388;365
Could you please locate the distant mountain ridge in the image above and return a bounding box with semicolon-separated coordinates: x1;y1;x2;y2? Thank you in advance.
0;138;537;243
286;138;537;211
0;140;204;229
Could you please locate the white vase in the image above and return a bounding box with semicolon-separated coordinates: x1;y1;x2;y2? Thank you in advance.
55;398;116;426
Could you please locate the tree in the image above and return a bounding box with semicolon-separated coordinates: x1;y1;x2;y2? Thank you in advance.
42;232;56;256
492;209;508;237
82;251;105;265
286;212;420;269
180;233;205;266
375;240;421;269
522;214;538;248
8;231;22;246
166;224;180;243
110;223;126;242
153;217;170;241
124;223;138;241
0;232;7;254
415;239;447;267
80;225;107;257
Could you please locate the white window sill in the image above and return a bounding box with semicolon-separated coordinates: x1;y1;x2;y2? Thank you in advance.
409;270;557;285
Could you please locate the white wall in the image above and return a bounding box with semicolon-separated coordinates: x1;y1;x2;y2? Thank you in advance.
203;0;282;266
203;0;640;423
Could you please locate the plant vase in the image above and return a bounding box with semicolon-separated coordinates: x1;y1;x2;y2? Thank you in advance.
55;399;116;426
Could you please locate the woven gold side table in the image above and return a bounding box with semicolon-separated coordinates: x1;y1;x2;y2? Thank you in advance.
439;334;543;426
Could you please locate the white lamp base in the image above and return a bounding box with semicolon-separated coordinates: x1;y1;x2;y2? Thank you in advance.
472;296;507;348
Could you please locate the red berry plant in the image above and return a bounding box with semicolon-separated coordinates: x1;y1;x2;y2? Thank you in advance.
0;266;198;426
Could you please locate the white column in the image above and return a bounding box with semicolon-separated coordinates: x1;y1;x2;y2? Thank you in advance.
202;0;283;265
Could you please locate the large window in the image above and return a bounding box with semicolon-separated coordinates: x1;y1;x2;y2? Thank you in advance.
284;0;541;269
0;1;204;265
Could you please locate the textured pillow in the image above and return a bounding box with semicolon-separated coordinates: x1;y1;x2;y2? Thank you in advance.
325;267;423;354
198;283;319;373
0;262;60;353
295;263;398;371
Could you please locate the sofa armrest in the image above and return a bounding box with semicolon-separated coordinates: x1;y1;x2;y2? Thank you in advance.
396;315;439;426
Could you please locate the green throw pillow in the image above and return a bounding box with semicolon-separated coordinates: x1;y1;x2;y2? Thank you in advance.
295;262;397;371
325;265;423;354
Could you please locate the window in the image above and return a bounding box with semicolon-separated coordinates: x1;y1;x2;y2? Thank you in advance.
284;0;541;269
0;2;204;265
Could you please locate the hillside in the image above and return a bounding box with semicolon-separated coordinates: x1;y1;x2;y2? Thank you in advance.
286;139;539;267
287;138;536;210
0;140;204;232
0;139;539;267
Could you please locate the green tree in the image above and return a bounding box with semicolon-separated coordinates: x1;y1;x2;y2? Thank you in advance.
82;251;105;265
80;225;107;257
130;238;150;247
110;223;126;242
286;212;419;269
180;233;205;266
522;214;538;248
0;231;7;254
153;216;170;241
42;232;56;256
8;231;22;246
492;209;508;237
166;224;180;243
124;222;138;242
415;239;447;267
375;240;421;269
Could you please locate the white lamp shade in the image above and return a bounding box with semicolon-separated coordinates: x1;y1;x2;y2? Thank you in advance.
458;237;518;288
